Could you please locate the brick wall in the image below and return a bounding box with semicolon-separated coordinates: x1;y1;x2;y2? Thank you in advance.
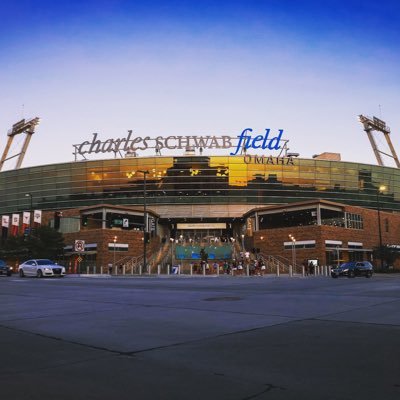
253;205;400;268
40;208;160;268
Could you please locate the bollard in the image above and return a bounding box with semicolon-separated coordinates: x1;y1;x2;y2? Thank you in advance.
86;266;89;275
289;265;293;277
203;264;206;276
100;266;103;275
167;264;170;275
302;265;305;277
246;264;249;276
190;264;193;276
123;265;126;275
276;265;280;277
217;264;219;276
178;264;181;275
93;266;96;274
157;264;161;275
328;266;332;276
114;266;118;275
139;264;142;275
148;264;151;275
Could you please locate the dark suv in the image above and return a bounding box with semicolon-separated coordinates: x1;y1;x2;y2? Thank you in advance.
0;260;12;276
331;261;373;278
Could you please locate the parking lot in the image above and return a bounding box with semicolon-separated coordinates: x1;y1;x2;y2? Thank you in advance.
1;274;400;399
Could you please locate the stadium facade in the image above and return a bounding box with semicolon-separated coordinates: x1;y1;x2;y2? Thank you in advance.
1;153;400;271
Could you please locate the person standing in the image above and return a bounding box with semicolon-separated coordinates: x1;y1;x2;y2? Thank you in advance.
303;260;309;276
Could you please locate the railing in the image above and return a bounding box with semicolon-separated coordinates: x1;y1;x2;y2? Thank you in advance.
271;254;301;274
258;253;290;275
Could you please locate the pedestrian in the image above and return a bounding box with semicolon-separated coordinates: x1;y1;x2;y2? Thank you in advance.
308;261;314;275
108;262;112;274
303;260;309;276
237;262;243;275
260;262;266;276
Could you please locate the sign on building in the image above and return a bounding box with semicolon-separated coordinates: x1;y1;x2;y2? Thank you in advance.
74;240;85;252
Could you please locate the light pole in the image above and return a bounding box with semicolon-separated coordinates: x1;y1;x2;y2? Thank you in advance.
169;237;174;268
289;234;296;271
335;245;340;267
138;170;149;273
377;185;386;270
25;193;33;236
113;235;117;272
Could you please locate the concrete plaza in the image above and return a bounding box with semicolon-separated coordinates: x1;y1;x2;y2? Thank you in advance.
0;274;399;399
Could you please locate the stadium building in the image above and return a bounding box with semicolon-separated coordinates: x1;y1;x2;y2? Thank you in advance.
1;118;400;272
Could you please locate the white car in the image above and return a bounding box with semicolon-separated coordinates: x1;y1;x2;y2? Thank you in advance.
19;259;66;278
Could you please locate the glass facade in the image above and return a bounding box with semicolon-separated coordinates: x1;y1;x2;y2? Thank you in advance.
1;156;399;215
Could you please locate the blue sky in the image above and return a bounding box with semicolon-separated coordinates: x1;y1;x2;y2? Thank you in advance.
0;0;399;168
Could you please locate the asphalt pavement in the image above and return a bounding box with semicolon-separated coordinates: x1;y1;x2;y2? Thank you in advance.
0;273;400;400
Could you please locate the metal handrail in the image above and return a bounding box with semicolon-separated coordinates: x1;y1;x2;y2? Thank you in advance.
271;253;301;273
258;253;291;274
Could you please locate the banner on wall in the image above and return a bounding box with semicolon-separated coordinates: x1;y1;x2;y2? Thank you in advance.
1;215;9;228
11;214;20;236
34;210;42;224
22;212;31;234
23;212;30;225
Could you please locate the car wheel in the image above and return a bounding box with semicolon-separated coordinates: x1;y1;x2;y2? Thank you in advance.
19;269;25;278
7;271;12;276
331;274;338;278
366;271;372;278
348;270;355;278
37;270;43;278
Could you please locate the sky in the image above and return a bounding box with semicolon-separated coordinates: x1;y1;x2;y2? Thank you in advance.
0;0;400;170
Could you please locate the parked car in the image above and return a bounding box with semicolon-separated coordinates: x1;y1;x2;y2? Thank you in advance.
0;260;12;276
18;259;66;278
331;261;373;278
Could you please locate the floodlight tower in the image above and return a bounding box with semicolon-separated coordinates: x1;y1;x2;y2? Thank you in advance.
0;117;40;171
358;115;400;168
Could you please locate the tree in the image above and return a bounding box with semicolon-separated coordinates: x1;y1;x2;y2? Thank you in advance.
0;226;64;261
373;245;400;270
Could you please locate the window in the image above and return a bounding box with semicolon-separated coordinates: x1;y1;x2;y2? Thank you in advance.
108;243;129;252
345;213;363;230
325;240;342;248
284;240;316;249
259;209;318;229
348;242;363;249
321;209;345;227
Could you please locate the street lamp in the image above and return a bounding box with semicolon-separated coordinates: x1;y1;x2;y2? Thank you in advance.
377;185;386;270
25;193;32;236
113;235;117;272
169;237;174;267
335;245;340;267
138;170;149;273
289;234;296;271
